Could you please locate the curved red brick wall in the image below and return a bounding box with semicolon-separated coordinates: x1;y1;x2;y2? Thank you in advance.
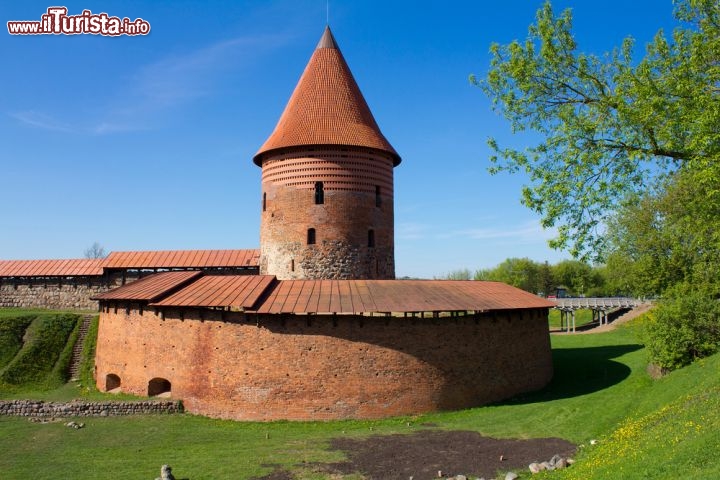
94;306;553;421
259;147;395;279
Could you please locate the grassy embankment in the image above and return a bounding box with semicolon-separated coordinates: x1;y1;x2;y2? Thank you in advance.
0;310;80;393
0;309;717;479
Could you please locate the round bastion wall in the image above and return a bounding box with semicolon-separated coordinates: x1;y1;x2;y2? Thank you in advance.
94;305;553;421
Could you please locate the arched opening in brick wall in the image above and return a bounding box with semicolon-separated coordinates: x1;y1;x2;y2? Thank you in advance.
105;373;121;392
148;377;172;397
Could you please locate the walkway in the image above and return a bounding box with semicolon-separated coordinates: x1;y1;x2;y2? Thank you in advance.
551;297;649;333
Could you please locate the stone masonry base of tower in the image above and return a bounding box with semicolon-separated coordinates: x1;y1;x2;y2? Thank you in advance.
94;306;553;421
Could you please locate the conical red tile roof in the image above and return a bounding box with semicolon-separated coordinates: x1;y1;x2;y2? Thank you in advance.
254;27;400;166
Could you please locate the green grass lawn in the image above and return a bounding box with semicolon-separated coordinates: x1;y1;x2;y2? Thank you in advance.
0;310;718;479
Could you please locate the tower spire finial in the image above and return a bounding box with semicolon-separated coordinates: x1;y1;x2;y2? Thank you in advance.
316;25;337;49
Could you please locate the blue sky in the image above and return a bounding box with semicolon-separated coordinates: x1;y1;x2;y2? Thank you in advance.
1;1;677;278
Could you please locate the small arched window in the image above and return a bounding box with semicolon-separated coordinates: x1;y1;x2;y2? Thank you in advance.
314;181;324;204
375;186;382;207
307;228;316;245
105;373;121;392
148;377;171;397
368;229;375;248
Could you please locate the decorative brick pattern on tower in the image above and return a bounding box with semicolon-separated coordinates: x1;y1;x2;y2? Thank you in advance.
255;27;400;280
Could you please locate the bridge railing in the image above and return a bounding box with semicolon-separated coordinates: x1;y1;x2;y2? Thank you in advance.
552;297;646;310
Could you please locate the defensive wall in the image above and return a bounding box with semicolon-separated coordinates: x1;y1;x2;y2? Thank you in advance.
0;249;260;310
0;273;130;310
94;304;553;421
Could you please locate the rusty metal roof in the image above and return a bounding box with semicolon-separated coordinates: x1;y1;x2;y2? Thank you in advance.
0;259;105;277
0;249;260;278
92;271;202;302
151;275;276;309
249;280;555;314
99;272;553;314
254;26;400;166
103;249;260;269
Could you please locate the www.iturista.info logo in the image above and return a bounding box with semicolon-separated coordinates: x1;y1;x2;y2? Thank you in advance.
7;7;151;36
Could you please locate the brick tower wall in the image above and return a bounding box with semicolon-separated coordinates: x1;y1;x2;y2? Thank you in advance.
259;147;395;279
94;305;553;421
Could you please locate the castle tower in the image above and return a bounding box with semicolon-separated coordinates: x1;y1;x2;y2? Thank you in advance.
254;27;401;279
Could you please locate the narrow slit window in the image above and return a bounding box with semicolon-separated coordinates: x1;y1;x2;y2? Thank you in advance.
375;186;382;207
262;192;267;212
314;181;324;204
307;228;316;245
368;229;375;248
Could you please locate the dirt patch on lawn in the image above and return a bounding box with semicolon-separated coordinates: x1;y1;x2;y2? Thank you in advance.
253;429;576;479
253;470;294;480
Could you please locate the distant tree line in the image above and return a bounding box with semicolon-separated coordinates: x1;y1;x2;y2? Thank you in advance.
444;258;609;298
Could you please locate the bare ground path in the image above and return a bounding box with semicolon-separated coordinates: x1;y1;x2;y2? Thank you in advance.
254;430;576;480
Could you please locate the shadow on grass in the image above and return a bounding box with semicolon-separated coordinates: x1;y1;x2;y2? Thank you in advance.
502;344;643;405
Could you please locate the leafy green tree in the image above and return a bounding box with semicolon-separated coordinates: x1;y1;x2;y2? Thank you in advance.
605;186;685;298
472;257;608;297
553;260;595;296
444;268;472;280
642;285;720;370
472;0;720;261
537;261;555;297
606;164;720;369
473;268;493;281
474;257;540;293
606;165;720;298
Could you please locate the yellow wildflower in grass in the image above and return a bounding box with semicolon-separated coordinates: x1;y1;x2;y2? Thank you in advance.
546;386;720;479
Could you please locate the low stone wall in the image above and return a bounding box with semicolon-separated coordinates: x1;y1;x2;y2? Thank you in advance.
0;274;125;310
0;400;183;417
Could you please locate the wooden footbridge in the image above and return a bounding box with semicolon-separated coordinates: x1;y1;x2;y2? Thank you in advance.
551;297;647;332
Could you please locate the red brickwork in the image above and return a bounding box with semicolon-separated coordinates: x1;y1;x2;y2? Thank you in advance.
260;147;395;279
95;306;553;421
